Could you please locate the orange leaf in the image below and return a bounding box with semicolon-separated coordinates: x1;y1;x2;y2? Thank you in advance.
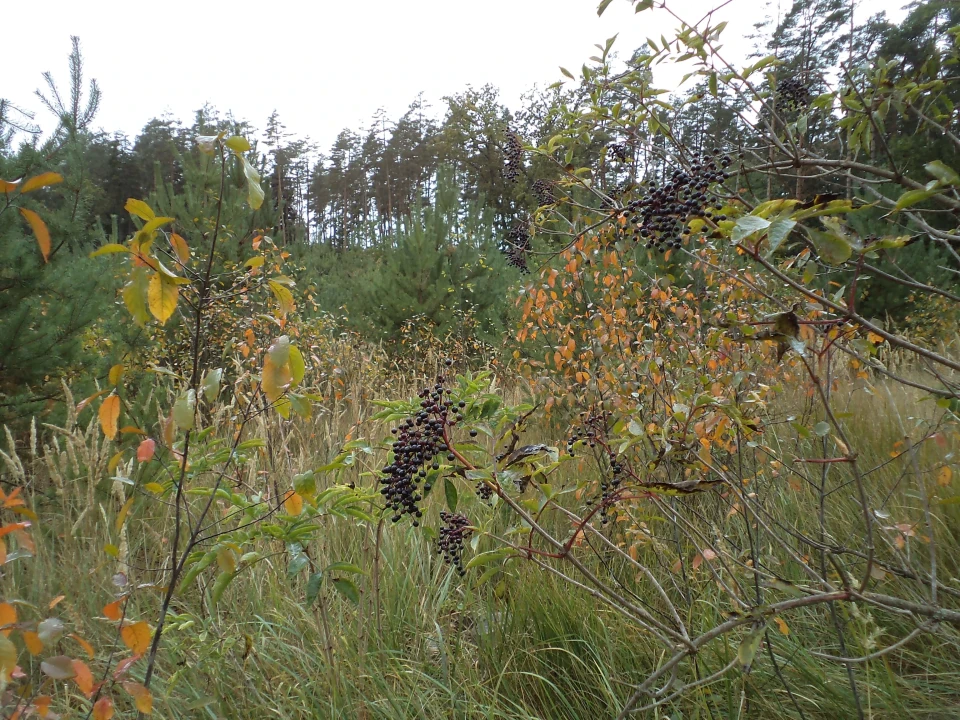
48;595;65;609
0;522;30;539
70;633;95;659
22;631;43;655
92;697;114;720
169;233;190;264
284;491;304;516
72;659;94;697
20;172;63;193
32;696;51;718
123;681;153;713
115;496;135;532
137;438;156;463
103;599;123;622
120;621;151;655
99;395;121;440
0;539;6;566
0;178;21;194
0;602;16;636
19;207;51;262
773;616;790;636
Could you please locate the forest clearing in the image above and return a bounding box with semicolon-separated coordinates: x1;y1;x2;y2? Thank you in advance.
1;1;960;718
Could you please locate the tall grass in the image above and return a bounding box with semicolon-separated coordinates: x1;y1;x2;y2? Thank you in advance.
4;359;960;719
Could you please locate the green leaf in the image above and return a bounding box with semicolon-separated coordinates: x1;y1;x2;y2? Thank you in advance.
809;229;853;265
813;421;831;436
122;267;151;326
211;571;236;606
925;160;959;186
597;0;614;16
325;561;364;575
288;552;309;577
559;67;575;80
892;188;937;213
202;368;223;403
766;218;796;254
738;626;765;671
173;389;196;430
332;577;360;605
293;471;316;497
465;548;514;570
305;572;323;605
444;477;459;512
731;215;771;243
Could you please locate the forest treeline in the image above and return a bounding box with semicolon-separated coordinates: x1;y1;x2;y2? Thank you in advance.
1;0;957;422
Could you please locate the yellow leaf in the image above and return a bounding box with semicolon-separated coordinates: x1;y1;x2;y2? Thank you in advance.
90;243;130;257
148;272;178;324
225;135;251;152
123;681;153;714
217;547;237;574
773;616;790;636
20;172;63;193
19;207;51;262
938;466;953;487
288;345;305;387
107;451;124;474
169;233;190;263
0;603;16;636
124;198;155;221
268;280;296;316
0;539;6;566
262;354;292;404
120;621;151;655
93;696;114;720
115;496;135;532
284;491;304;516
23;630;43;655
99;396;121;440
244;256;265;268
0;633;16;686
48;595;65;609
144;482;165;494
104;543;120;557
109;364;124;385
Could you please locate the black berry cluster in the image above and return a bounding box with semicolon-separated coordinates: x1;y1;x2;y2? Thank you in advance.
624;150;730;252
566;409;610;457
437;511;472;575
533;179;555;206
380;360;463;525
502;221;531;272
775;77;811;112
599;449;625;525
502;129;523;182
607;142;631;163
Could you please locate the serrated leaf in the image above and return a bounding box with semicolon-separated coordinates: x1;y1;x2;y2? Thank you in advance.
19;207;51;262
239;155;265;210
766;218;796;254
173;389;196;430
268;280;296;316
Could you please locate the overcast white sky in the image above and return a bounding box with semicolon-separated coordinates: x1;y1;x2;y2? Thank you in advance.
3;0;909;151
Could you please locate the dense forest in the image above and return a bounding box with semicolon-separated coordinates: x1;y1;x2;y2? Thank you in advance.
2;0;960;718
